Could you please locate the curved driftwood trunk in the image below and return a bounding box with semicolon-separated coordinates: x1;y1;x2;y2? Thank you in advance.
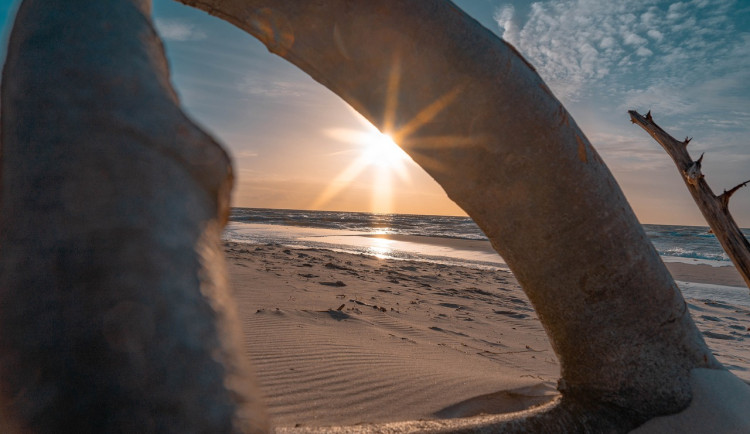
0;1;266;432
173;0;747;431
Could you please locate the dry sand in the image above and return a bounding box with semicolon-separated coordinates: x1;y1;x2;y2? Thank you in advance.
224;241;750;430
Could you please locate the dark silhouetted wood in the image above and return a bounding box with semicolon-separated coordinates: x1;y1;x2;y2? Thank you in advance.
0;1;267;432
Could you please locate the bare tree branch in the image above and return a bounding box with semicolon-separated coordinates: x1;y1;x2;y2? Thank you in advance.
629;110;750;290
720;179;750;209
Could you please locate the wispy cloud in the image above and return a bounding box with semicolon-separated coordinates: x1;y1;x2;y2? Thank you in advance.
236;150;259;159
154;18;207;42
587;131;672;172
495;0;747;103
494;0;750;156
238;77;309;98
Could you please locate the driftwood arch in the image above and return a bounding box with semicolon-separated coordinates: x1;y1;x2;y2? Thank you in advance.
1;0;748;432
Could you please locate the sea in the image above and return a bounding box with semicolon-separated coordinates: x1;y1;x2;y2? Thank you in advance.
224;208;750;306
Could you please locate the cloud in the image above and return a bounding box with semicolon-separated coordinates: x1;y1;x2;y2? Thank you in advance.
493;0;746;102
493;5;520;42
236;150;259;158
495;0;639;99
623;31;750;123
587;131;671;172
647;29;664;41
154;18;207;41
623;32;648;46
666;2;690;21
238;77;307;98
636;46;653;57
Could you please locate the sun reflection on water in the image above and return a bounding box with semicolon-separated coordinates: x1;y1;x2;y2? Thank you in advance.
365;236;395;259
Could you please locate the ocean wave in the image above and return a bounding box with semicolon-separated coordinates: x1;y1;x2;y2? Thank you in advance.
657;247;730;262
230;208;489;241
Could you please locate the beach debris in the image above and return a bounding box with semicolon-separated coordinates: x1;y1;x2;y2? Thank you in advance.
255;308;285;316
304;308;351;321
325;262;352;271
349;299;387;312
326;309;350;320
494;310;529;319
336;304;345;311
319;281;347;287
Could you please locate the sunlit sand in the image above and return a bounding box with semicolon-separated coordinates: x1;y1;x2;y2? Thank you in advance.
224;237;750;428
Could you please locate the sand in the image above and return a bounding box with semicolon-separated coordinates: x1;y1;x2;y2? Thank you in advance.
665;261;745;287
223;241;750;430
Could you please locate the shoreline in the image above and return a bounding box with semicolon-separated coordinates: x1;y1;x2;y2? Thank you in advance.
368;232;747;289
363;233;498;254
225;223;748;289
225;242;750;428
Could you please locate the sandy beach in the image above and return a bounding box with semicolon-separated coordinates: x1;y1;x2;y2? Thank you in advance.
223;239;750;430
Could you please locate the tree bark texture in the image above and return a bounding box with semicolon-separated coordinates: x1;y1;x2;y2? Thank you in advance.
0;1;266;432
629;110;750;290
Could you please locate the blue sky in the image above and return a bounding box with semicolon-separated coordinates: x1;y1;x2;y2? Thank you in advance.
1;0;749;226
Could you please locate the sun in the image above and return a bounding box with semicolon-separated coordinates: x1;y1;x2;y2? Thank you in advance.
360;130;409;170
311;112;413;213
309;52;464;214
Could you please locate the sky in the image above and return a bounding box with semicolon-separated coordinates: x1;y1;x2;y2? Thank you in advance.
1;0;749;226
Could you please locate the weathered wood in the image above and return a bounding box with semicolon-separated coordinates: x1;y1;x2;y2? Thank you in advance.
0;1;267;432
629;110;750;290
